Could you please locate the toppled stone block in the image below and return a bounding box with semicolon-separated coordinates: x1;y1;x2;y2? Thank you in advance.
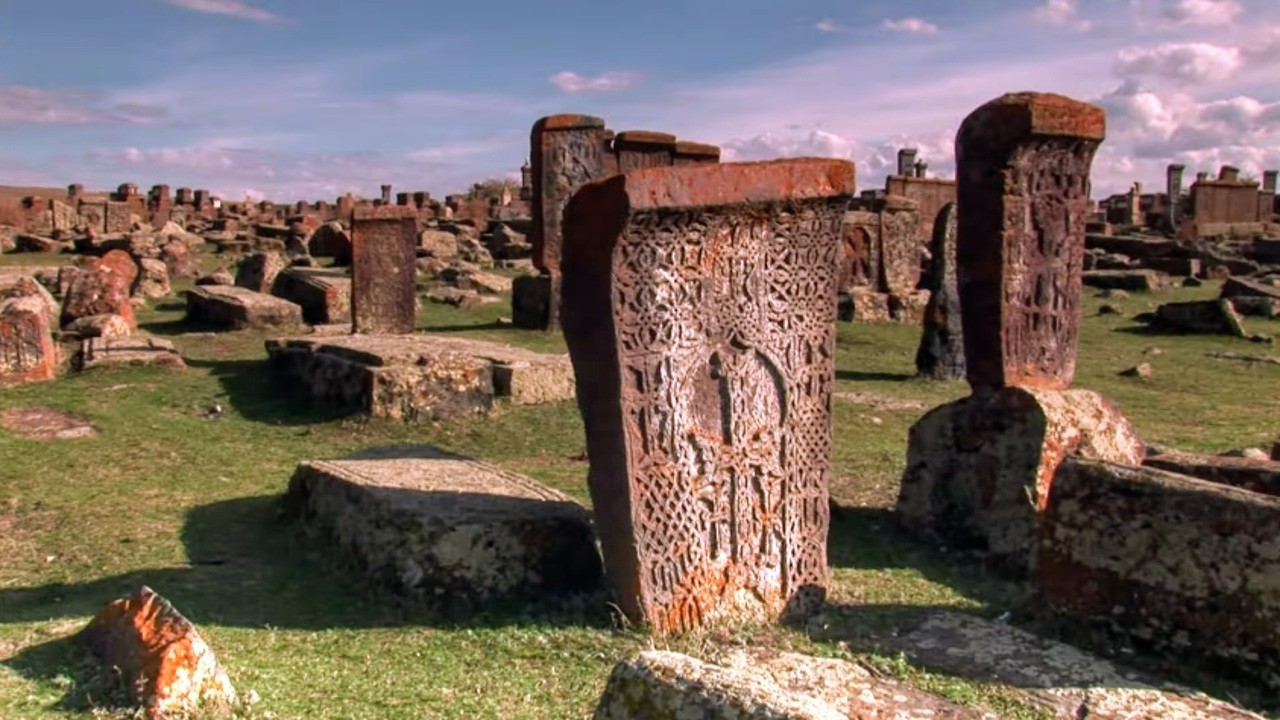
418;229;459;260
308;222;352;265
284;448;603;608
839;287;892;322
0;296;57;388
65;313;133;339
234;251;287;294
14;233;70;253
195;269;234;286
133;258;171;299
1081;269;1170;292
186;286;303;330
80;586;237;719
78;336;186;371
271;267;351;324
265;334;573;421
1040;458;1280;689
594;649;992;720
1151;299;1247;336
894;612;1265;720
1144;446;1280;497
897;386;1145;574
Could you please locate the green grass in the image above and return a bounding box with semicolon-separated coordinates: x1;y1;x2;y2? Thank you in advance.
1;263;1278;719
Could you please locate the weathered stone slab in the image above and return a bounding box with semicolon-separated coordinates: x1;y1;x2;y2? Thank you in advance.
530;114;608;277
0;275;58;327
104;201;132;233
956;93;1105;390
78;336;186;371
612;130;677;173
65;313;132;339
595;649;992;720
0;296;56;388
511;274;556;330
1040;458;1280;689
916;204;965;379
1143;446;1280;497
186;286;303;330
351;206;417;335
561;159;854;633
61;250;138;330
895;612;1264;720
1152;300;1247;336
133;257;171;299
879;194;921;297
308;222;352;264
0;406;94;440
265;334;574;421
897;386;1145;574
1082;269;1170;291
233;251;287;294
80;587;237;718
284;448;603;607
272;267;351;324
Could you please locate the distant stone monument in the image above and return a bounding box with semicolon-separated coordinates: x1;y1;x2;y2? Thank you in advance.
351;206;417;335
914;203;964;379
561;158;855;633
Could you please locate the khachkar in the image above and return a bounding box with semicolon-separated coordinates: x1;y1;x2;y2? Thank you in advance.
351;206;417;335
896;93;1145;574
914;202;964;379
561;158;855;633
513;114;609;332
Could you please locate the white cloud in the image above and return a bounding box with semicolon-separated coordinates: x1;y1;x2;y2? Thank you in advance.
1114;42;1243;82
721;129;955;184
882;17;940;35
1160;0;1242;26
0;85;167;126
1033;0;1094;32
814;19;840;33
160;0;284;23
549;71;639;94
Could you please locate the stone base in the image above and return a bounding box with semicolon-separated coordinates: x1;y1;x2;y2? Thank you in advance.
284;447;603;608
893;612;1262;719
78;337;187;371
837;287;927;323
271;267;351;324
186;286;303;330
1152;299;1247;336
896;386;1145;574
594;649;989;720
265;333;574;421
1041;458;1280;690
1082;269;1171;291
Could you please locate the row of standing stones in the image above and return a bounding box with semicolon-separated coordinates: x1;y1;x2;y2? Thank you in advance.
33;91;1280;719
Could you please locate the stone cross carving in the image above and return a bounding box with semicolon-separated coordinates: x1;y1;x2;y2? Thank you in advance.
561;158;855;633
351;206;417;335
955;92;1105;390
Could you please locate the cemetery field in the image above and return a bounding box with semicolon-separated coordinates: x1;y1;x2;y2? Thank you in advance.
1;272;1278;720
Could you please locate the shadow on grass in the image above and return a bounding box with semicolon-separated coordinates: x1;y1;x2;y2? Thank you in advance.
183;356;355;427
1;633;136;717
836;370;917;382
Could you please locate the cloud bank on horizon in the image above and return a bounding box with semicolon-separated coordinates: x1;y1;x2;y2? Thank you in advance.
0;0;1275;201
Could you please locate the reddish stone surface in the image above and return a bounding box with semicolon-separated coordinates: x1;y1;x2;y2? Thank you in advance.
530;114;607;276
80;586;237;719
351;206;417;335
61;249;139;330
671;140;722;166
561;159;855;633
0;297;56;388
955;92;1105;391
612;130;677;173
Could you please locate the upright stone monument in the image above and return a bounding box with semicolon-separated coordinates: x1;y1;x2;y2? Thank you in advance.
351;206;417;335
612;130;677;173
561;158;855;633
897;93;1145;574
955;92;1104;391
914;202;964;379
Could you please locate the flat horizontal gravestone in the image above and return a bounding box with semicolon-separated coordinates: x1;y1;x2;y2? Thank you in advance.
956;92;1105;390
186;286;303;330
285;447;603;608
351;206;417;335
561;158;855;633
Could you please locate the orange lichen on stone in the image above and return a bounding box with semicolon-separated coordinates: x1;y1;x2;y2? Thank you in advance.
80;586;236;719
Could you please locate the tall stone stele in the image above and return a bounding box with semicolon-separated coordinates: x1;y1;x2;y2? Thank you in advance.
350;206;417;335
896;93;1146;574
561;158;855;633
914;202;964;379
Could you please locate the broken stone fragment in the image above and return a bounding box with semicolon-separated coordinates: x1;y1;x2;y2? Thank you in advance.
79;586;237;719
65;313;133;339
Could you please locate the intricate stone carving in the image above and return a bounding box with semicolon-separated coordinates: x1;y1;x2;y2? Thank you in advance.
530;114;607;277
351;206;417;335
561;159;855;633
955;92;1104;390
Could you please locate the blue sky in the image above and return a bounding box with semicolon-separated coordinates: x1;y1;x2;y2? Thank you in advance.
0;0;1277;201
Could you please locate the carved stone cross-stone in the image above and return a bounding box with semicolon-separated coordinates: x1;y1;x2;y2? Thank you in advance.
351;206;417;335
561;158;855;633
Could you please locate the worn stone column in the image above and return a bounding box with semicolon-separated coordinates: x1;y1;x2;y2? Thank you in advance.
955;92;1105;391
561;158;855;633
351;206;417;335
915;203;965;379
